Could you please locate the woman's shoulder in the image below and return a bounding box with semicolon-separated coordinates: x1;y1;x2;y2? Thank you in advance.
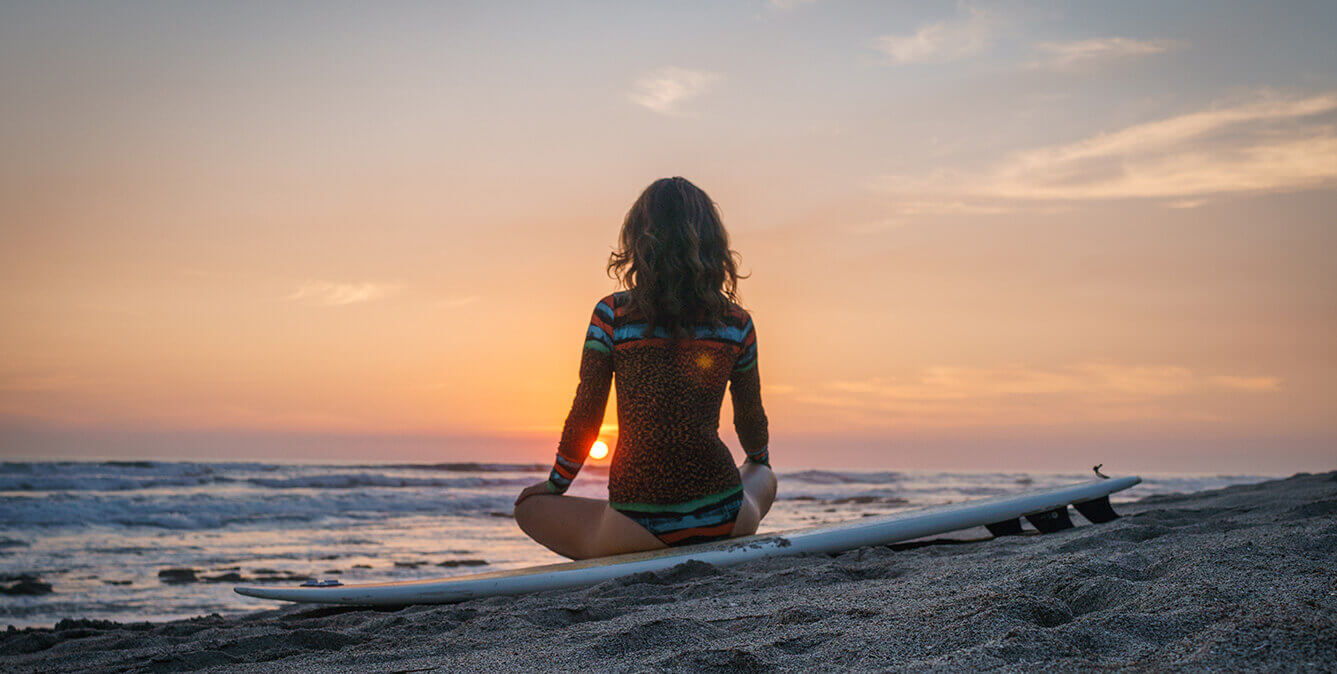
599;292;629;317
591;294;619;321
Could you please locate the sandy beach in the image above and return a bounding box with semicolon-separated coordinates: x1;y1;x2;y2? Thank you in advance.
3;471;1334;672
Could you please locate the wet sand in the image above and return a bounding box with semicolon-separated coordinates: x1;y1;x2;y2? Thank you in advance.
3;471;1334;672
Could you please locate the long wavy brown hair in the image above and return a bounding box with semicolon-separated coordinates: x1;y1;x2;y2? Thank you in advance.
608;177;745;338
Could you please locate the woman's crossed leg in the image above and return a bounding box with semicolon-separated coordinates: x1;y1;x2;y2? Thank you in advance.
514;461;777;561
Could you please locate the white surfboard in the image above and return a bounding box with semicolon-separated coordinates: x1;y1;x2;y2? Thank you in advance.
236;475;1139;605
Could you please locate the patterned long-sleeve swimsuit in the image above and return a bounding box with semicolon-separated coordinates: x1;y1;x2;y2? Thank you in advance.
545;292;770;546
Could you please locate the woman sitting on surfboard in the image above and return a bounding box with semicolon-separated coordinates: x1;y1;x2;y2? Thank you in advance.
514;177;777;560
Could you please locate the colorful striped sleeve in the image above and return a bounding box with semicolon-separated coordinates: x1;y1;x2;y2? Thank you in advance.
729;314;769;466
547;297;615;493
584;296;615;354
733;315;758;373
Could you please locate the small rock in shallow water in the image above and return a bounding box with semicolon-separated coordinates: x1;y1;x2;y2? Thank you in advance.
202;572;246;583
157;568;198;583
1;578;52;596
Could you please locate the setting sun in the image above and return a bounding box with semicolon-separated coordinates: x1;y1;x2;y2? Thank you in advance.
589;441;609;461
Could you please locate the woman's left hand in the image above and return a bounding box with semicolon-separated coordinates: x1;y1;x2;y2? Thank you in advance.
515;481;555;505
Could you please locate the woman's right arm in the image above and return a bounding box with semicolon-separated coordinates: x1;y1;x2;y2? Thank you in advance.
730;315;769;466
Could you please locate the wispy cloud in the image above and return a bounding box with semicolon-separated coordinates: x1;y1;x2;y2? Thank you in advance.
872;92;1337;205
873;5;995;65
286;281;399;306
628;67;723;116
1166;199;1207;209
824;364;1203;401
790;364;1281;428
895;200;1017;217
1033;37;1175;69
844;200;1018;233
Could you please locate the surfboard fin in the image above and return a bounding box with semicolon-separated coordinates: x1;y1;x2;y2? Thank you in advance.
1073;495;1120;524
985;518;1025;537
1025;506;1074;533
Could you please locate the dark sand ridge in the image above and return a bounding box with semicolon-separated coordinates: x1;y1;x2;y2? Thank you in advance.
2;472;1334;672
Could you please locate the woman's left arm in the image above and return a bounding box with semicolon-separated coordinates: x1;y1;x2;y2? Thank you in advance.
534;298;615;497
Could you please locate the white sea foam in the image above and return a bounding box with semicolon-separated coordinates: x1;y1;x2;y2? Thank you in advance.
1;489;515;530
244;474;533;490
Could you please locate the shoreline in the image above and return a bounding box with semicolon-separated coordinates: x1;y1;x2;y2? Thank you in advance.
3;471;1335;671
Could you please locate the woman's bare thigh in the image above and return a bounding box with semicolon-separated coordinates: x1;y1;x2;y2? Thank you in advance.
517;462;778;558
514;494;666;560
730;461;777;537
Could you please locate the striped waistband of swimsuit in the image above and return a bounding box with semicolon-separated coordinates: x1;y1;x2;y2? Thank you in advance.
610;486;744;546
609;484;743;514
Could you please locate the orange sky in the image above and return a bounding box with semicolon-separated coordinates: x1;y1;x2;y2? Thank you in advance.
1;2;1334;472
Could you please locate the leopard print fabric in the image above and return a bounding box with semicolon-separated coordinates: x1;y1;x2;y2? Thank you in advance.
546;292;769;508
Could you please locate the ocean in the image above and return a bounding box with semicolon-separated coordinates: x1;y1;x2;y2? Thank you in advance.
0;461;1272;628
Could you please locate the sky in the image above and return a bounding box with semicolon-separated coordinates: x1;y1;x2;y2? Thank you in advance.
1;1;1334;473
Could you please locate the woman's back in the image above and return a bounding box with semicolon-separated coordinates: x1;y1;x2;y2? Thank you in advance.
549;291;767;503
595;291;766;506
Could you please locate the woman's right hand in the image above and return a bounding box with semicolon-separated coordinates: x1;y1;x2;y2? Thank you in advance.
514;481;555;506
